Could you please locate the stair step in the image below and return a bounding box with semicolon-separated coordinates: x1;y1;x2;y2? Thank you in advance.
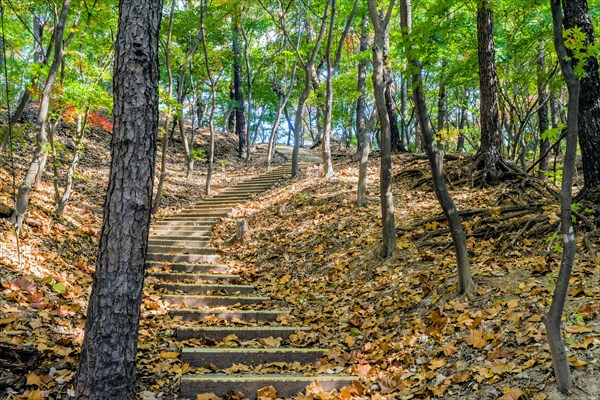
150;272;239;283
155;283;254;294
153;221;214;227
150;228;212;236
183;207;232;213
147;253;221;263
162;215;221;220
176;326;310;341
164;294;268;308
146;261;229;273
148;239;212;247
146;246;217;255
180;374;358;399
148;244;216;253
170;309;288;322
181;347;325;368
148;235;211;242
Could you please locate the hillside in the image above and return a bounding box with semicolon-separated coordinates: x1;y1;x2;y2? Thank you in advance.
0;125;598;399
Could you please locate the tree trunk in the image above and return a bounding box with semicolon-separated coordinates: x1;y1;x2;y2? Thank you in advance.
456;89;468;152
537;46;550;179
475;0;505;185
233;14;246;158
368;0;396;258
401;0;472;294
562;0;600;204
200;0;216;197
543;0;579;394
321;0;336;178
152;0;176;214
384;25;403;153
292;1;330;177
75;0;161;397
356;11;369;206
11;0;72;227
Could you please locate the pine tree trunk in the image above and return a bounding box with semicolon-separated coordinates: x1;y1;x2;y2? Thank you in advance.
475;0;505;185
74;0;161;397
562;0;600;204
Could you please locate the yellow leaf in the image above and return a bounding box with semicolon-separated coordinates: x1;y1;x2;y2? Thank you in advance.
196;394;221;400
257;385;277;400
428;358;447;370
160;351;179;359
498;388;524;400
467;329;487;349
26;372;44;387
344;336;356;347
564;324;594;333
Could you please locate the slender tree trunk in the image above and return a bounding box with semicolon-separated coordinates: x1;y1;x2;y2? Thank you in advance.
268;66;297;170
368;0;396;258
284;104;293;147
384;24;403;153
232;14;246;158
475;0;505;185
11;0;72;227
456;89;468;152
356;11;369;206
75;0;161;397
537;46;550;179
322;1;337;177
200;0;216;196
401;0;472;294
55;112;88;217
292;1;330;177
543;0;580;394
561;0;600;204
152;0;176;214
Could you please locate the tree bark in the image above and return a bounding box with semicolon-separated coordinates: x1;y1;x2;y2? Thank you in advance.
368;0;396;258
75;0;161;397
543;0;579;394
475;0;505;185
561;0;600;204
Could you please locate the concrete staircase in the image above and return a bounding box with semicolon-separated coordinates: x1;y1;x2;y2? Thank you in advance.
147;165;357;399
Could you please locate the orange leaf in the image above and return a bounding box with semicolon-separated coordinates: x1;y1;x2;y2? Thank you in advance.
498;388;524;400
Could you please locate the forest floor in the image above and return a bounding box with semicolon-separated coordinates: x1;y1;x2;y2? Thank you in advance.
0;123;599;400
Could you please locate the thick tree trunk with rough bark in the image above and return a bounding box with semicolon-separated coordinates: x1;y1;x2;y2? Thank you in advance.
368;0;396;258
75;0;161;398
233;15;246;158
475;0;506;185
562;0;600;204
